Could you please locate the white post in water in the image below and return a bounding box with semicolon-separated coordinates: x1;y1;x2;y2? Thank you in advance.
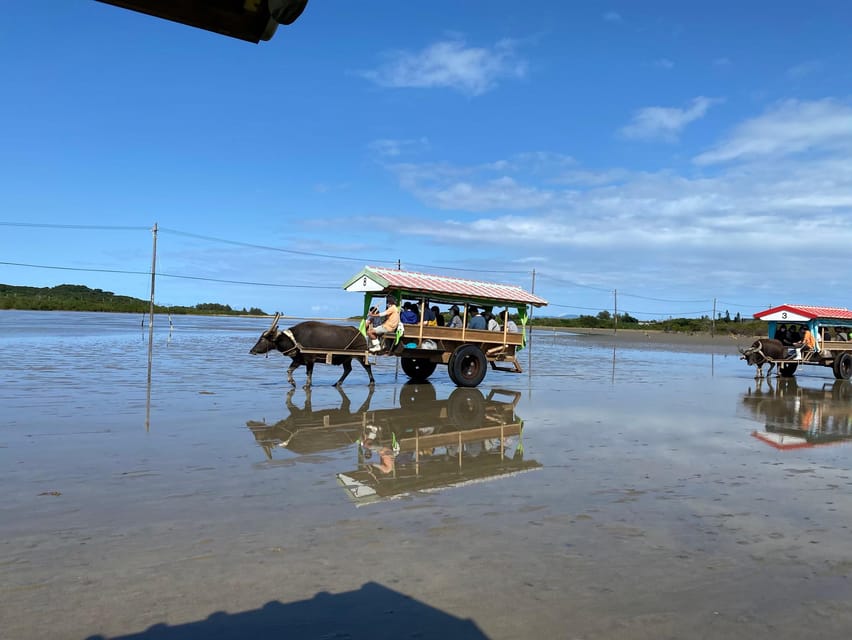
146;222;158;431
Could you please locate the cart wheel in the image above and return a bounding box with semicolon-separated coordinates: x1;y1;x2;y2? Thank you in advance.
400;357;437;382
448;344;487;387
779;362;798;377
833;353;852;380
448;387;486;427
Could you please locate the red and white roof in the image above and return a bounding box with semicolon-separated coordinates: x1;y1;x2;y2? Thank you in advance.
753;304;852;322
343;266;548;307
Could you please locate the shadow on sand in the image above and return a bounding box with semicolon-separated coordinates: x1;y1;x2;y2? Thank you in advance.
84;581;489;639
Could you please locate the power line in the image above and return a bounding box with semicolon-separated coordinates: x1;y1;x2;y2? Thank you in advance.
0;261;339;290
0;222;149;231
158;227;398;266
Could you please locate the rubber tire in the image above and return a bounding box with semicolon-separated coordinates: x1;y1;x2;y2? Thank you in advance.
778;362;798;377
448;387;486;427
400;357;437;382
447;344;487;388
833;353;852;380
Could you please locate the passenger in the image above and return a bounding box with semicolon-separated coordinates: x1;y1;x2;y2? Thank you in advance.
400;302;418;324
449;305;463;328
368;306;383;329
422;304;436;326
793;328;816;359
432;306;445;327
502;310;520;333
788;326;802;344
468;307;486;330
836;327;848;342
367;295;400;352
775;324;789;345
486;312;501;332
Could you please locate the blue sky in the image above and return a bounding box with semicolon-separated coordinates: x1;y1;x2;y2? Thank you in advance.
1;1;851;320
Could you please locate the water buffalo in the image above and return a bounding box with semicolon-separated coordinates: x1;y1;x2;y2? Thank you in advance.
739;338;788;378
250;313;375;388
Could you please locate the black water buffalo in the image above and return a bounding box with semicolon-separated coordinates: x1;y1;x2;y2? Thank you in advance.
250;313;375;388
739;338;788;378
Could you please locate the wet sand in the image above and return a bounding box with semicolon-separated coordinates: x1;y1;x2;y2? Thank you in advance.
3;312;852;640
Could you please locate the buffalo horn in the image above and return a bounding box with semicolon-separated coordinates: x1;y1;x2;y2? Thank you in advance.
269;312;281;333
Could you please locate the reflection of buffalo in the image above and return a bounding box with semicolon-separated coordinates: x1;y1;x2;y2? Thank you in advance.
740;378;852;448
249;313;374;387
247;386;373;458
739;338;788;378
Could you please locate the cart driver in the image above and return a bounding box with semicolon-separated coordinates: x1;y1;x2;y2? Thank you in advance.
368;295;400;352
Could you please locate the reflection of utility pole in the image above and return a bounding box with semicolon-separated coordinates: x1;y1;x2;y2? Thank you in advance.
528;269;536;376
146;222;158;432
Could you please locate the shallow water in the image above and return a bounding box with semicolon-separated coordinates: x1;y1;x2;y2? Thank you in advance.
2;311;852;639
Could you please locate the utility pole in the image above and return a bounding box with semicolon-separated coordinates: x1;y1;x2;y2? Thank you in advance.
711;297;716;337
613;289;618;334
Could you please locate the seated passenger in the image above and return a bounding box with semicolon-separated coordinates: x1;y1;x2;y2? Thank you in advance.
432;305;445;327
468;307;486;330
486;312;501;331
794;329;816;358
836;327;848;341
400;302;418;324
502;310;520;333
775;324;789;345
788;326;802;344
449;305;463;328
422;304;436;326
367;296;400;352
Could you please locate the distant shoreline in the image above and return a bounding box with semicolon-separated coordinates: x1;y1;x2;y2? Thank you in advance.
531;325;757;353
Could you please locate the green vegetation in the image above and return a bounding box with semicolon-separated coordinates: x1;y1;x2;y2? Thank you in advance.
0;284;266;316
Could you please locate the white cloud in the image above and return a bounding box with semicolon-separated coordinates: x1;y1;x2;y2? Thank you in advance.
368;137;430;158
603;11;622;22
372;108;852;306
359;38;527;96
654;58;675;70
620;97;722;142
713;57;731;67
694;99;852;165
787;60;823;79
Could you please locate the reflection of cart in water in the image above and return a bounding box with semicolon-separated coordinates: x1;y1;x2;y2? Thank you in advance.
336;386;541;504
740;378;852;449
246;383;540;502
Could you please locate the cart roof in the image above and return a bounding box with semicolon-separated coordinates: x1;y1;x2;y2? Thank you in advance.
753;304;852;322
343;266;548;308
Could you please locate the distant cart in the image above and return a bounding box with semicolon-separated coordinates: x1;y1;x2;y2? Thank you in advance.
344;266;548;387
753;304;852;379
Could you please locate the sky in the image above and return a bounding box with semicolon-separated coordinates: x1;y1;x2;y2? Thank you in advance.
1;1;851;321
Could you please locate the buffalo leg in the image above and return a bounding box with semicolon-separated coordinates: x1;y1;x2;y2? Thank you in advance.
334;359;354;387
358;357;376;386
304;360;315;389
286;358;300;386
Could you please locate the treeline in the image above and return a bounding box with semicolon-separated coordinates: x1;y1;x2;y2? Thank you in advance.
0;284;266;316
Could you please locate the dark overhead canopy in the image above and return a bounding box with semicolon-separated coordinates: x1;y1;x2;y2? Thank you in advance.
96;0;308;43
